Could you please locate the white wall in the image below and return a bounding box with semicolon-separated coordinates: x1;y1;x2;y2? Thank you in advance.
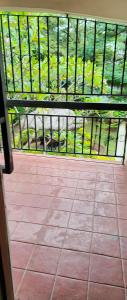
0;0;127;24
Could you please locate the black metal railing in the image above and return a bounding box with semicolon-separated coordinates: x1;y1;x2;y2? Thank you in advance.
0;12;127;163
8;112;127;162
0;14;127;99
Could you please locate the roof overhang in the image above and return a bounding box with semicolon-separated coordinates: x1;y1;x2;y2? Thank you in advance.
0;0;127;24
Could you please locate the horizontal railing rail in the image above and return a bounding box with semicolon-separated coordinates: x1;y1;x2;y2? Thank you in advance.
1;13;127;99
7;112;127;163
7;99;127;111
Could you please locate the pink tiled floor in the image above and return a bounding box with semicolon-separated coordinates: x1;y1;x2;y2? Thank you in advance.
4;153;127;299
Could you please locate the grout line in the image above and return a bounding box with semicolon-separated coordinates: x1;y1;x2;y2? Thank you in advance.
10;238;127;260
12;266;126;289
87;178;96;300
15;244;35;299
113;165;126;300
9;218;127;238
49;174;79;300
8;202;127;219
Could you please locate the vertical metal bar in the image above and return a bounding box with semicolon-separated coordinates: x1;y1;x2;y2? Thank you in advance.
26;114;30;150
27;16;32;92
47;17;50;93
57;17;60;93
50;116;52;151
11;114;15;149
7;15;15;92
0;16;8;90
74;19;79;94
66;17;70;101
42;115;45;151
90;117;94;154
82;20;86;94
101;23;107;94
74;117;76;154
66;116;68;153
91;21;96;94
98;118;102;154
19;113;23;150
121;28;127;95
18;15;23;92
38;16;41;92
122;122;127;164
106;118;111;155
115;118;120;157
82;117;85;154
34;115;37;150
58;116;60;152
111;25;118;94
0;42;13;174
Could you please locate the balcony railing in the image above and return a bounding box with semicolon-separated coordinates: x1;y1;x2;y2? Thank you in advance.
1;14;127;100
0;12;127;162
8;112;127;163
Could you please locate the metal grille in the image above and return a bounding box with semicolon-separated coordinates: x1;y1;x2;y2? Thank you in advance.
1;14;127;98
8;112;127;162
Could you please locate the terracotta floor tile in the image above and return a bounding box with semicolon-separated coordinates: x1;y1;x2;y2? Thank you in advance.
11;241;34;268
12;268;24;294
4;155;127;299
37;225;66;247
22;207;48;224
12;222;42;243
63;229;92;252
115;184;127;194
6;181;76;199
96;165;114;174
114;167;127;176
37;167;80;179
96;173;114;182
14;164;37;174
52;276;88;300
69;212;93;231
94;202;117;218
6;181;39;194
49;186;76;199
79;171;96;181
7;205;24;221
91;232;120;257
45;210;70;227
72;200;94;215
50;198;73;211
28;245;60;274
93;216;118;235
118;205;127;219
116;194;127;206
122;260;127;287
96;182;115;192
88;282;125;300
5;191;52;209
51;177;77;188
8;221;18;236
57;249;90;280
115;174;127;184
119;219;127;237
77;180;96;190
75;189;95;201
6;173;77;188
89;254;124;287
17;271;54;300
95;191;116;204
120;237;127;259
